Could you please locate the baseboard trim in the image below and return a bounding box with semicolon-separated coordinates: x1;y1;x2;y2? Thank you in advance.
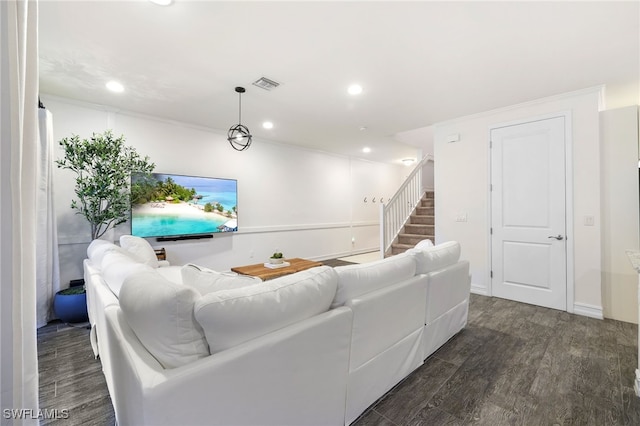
470;284;489;296
573;302;604;320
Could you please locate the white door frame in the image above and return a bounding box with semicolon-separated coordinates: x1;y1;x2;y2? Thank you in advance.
487;111;574;313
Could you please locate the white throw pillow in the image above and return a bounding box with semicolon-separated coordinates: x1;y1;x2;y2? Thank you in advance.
414;239;434;249
119;270;209;369
406;241;461;274
119;235;159;268
194;266;337;354
181;264;261;295
332;253;416;308
101;251;154;297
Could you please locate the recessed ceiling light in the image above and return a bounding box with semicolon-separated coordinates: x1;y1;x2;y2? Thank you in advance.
149;0;173;5
262;121;274;129
362;147;371;153
106;81;124;93
348;84;363;95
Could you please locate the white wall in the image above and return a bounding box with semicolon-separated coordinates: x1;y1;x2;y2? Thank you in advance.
434;87;604;317
600;106;639;323
394;125;435;190
44;96;408;286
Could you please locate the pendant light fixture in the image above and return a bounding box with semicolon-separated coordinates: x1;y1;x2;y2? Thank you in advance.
227;87;252;151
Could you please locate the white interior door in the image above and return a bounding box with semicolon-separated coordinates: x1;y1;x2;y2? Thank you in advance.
490;116;567;311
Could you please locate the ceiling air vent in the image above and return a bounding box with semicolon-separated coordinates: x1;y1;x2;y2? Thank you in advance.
252;77;280;91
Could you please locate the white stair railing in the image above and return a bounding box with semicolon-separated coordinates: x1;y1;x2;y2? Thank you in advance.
380;154;433;257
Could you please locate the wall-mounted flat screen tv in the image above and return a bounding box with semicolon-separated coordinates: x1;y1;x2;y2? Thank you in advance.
130;172;238;238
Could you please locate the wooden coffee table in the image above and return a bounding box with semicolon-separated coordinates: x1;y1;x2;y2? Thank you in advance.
231;258;323;281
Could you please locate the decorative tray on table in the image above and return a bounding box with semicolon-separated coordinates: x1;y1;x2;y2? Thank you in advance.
263;261;291;269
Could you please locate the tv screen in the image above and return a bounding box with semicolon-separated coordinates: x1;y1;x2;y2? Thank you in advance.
130;172;238;238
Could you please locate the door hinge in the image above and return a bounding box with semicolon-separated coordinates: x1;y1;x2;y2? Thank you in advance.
490;184;493;191
490;227;493;235
490;270;493;278
489;140;493;148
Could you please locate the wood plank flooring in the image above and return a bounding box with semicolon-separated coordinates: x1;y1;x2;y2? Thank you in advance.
38;273;640;425
37;322;115;425
353;295;640;425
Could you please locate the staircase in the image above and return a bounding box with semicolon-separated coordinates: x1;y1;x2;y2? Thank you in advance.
379;155;434;258
390;191;434;255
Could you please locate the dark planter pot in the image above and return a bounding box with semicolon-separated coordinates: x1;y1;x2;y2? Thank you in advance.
53;289;88;323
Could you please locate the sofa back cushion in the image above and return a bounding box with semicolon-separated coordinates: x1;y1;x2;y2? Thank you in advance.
181;264;261;295
87;239;128;268
414;239;434;249
119;270;209;369
406;241;461;274
332;253;416;308
101;251;153;297
119;235;159;268
194;266;337;353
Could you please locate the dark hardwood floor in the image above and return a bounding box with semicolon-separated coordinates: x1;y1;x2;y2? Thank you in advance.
37;321;115;426
38;264;640;425
353;295;640;425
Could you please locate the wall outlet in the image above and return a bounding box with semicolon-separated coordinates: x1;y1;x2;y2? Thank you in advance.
455;213;468;222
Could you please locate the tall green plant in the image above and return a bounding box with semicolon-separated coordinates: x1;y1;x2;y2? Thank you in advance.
56;130;155;240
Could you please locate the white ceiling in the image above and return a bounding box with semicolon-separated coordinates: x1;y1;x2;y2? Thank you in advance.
39;1;640;164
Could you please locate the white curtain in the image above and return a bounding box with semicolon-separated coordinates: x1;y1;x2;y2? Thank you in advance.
36;108;60;328
0;0;41;424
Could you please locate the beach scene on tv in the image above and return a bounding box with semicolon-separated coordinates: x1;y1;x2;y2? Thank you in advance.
130;173;238;237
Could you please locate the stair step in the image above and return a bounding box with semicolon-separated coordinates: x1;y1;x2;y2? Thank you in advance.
411;214;434;225
421;198;434;208
405;224;434;234
415;207;434;216
410;215;434;225
424;191;434;199
391;243;414;255
398;233;433;245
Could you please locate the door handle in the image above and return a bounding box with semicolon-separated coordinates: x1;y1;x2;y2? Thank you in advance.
548;235;564;240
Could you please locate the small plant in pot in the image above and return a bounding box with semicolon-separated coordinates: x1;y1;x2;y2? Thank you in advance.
270;252;284;264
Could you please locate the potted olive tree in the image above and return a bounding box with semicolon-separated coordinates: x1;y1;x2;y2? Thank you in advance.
55;131;154;323
56;130;155;240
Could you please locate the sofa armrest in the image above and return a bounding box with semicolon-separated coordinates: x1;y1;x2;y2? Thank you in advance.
346;275;426;370
424;260;470;323
104;305;353;426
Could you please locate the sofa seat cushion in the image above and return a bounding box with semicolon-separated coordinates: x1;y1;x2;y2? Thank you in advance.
181;264;261;295
101;251;154;297
119;235;159;268
331;253;416;308
406;241;461;274
194;266;337;353
119;270;209;369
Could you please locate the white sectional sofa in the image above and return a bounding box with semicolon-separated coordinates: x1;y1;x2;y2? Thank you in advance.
84;237;470;425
